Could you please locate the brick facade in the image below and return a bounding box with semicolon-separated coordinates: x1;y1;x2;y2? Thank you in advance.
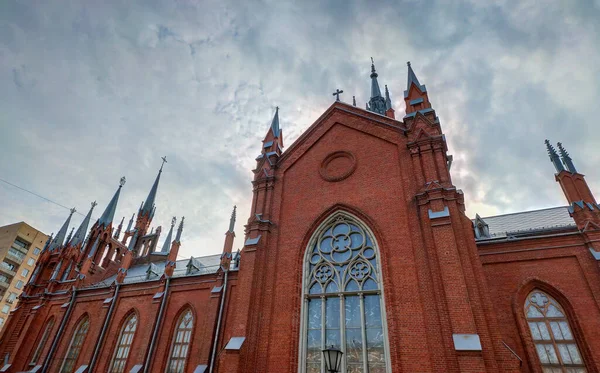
0;63;598;373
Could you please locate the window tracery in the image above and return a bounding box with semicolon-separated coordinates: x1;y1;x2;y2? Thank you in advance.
166;309;193;373
524;290;586;373
303;214;389;373
59;315;90;373
109;313;138;373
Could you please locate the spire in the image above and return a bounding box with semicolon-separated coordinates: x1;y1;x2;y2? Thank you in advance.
367;58;387;115
70;201;96;247
557;142;577;173
99;177;126;228
406;61;421;91
175;216;184;242
48;208;76;251
385;85;392;111
141;158;166;216
42;233;53;252
270;107;281;138
228;206;237;233
114;216;124;239
545;140;565;173
126;213;135;232
160;217;176;253
370;58;382;98
65;227;75;245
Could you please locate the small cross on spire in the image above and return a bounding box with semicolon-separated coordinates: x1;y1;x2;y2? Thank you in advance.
332;89;344;101
160;156;168;171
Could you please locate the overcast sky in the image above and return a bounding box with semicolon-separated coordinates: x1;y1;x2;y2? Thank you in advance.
1;0;599;259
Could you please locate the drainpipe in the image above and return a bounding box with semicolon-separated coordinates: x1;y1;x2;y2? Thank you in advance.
42;287;77;373
143;277;171;373
88;283;120;371
209;269;229;373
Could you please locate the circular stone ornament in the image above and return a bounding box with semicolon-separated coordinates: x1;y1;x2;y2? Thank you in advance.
319;151;357;182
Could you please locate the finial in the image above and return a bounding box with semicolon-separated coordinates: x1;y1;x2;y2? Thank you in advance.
229;205;237;233
545;139;565;173
70;207;77;215
407;61;411;67
160;156;168;172
176;216;185;242
120;177;126;187
91;201;98;208
557;142;577;173
171;216;177;227
332;89;344;101
371;57;377;75
353;96;356;106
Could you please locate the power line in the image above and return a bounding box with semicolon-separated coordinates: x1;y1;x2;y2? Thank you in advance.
0;177;87;217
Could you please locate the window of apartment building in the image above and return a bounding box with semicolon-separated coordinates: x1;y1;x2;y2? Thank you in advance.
0;262;15;271
6;293;17;304
0;275;9;284
1;305;10;314
8;248;26;261
0;318;4;327
15;280;23;289
21;269;29;277
33;247;41;256
27;258;35;266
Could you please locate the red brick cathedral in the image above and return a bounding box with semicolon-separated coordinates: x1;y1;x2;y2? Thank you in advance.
1;62;599;373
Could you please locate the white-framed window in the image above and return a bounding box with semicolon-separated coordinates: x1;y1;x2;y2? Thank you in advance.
21;268;29;277
27;258;35;266
166;309;193;373
301;213;389;373
109;313;138;373
33;247;41;255
525;290;587;372
60;315;90;373
6;292;17;304
15;280;24;289
1;305;10;314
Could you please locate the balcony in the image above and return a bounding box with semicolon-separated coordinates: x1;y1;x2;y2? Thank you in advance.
0;281;9;290
5;250;24;265
0;265;15;278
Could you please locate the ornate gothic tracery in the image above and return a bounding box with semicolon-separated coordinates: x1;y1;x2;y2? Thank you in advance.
303;213;389;373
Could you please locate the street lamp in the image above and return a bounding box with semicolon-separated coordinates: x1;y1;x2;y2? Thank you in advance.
322;345;343;373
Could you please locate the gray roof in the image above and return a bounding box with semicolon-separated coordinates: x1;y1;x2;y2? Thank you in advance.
96;253;222;286
474;206;575;238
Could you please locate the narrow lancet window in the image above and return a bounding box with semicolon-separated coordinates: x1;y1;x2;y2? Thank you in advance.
109;313;138;373
303;214;389;373
30;317;55;365
60;315;90;373
166;309;193;373
524;290;587;372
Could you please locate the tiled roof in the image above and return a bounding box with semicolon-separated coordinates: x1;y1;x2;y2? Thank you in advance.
475;206;575;238
91;253;222;287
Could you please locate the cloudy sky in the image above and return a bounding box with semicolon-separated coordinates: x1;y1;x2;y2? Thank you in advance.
1;0;600;259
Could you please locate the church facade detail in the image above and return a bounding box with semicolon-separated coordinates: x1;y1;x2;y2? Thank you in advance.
0;62;599;373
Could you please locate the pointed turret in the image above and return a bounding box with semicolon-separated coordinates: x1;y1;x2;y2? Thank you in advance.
269;107;281;139
557;142;577;173
65;227;75;245
98;177;126;228
228;205;237;233
367;58;387;115
70;201;96;247
175;216;184;243
545;140;565;173
403;62;432;116
48;208;76;252
221;206;237;269
160;217;176;253
384;85;395;119
165;217;184;277
140;158;166;217
114;216;125;239
126;213;135;232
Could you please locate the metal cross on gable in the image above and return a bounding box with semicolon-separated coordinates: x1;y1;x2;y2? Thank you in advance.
332;89;344;101
160;156;168;171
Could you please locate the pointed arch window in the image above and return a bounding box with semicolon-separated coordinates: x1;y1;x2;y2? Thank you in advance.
302;214;389;373
524;290;587;372
109;313;138;373
60;315;90;373
30;317;55;365
166;309;193;373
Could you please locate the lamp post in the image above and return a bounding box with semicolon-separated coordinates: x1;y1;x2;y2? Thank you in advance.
322;345;343;373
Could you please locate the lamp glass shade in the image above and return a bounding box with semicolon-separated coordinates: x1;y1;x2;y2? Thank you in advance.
322;346;343;372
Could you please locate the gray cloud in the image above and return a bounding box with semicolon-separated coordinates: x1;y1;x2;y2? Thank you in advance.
1;0;599;258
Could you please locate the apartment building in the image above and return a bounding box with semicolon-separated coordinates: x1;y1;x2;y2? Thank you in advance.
0;222;48;330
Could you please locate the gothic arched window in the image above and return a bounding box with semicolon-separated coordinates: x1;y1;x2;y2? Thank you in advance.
60;315;90;373
166;308;194;373
30;316;55;365
109;313;138;373
524;290;587;372
302;213;389;373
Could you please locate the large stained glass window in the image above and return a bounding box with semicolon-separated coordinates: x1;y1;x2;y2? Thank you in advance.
109;313;138;373
303;214;388;373
59;315;90;373
166;309;193;373
524;290;587;373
